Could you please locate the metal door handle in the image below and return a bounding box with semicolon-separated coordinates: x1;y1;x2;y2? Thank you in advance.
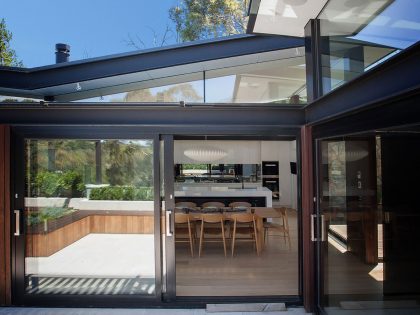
166;210;173;236
14;210;20;236
321;214;326;241
311;214;316;241
265;180;277;183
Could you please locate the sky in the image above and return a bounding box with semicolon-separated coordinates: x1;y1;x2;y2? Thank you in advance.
1;0;179;67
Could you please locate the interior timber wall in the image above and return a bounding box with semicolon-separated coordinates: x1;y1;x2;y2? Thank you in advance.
0;125;11;305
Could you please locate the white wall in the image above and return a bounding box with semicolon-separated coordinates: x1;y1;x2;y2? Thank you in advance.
174;140;298;208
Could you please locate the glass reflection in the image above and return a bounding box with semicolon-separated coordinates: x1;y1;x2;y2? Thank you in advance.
319;130;420;314
24;139;156;295
72;54;307;105
206;57;307;104
318;0;420;94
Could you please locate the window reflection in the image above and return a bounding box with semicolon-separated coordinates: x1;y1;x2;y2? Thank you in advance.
72;54;307;105
319;130;420;312
206;57;307;104
318;0;420;94
24;139;156;296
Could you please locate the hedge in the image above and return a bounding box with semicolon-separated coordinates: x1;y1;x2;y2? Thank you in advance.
89;186;153;201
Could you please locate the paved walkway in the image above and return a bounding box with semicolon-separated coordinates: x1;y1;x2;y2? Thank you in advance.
0;307;309;315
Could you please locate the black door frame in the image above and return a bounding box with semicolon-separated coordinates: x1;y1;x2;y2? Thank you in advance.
164;132;304;305
11;127;164;307
312;101;420;314
9;125;305;307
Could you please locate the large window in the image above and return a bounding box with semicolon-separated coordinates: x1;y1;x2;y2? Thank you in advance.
24;139;156;296
73;49;307;105
318;0;420;94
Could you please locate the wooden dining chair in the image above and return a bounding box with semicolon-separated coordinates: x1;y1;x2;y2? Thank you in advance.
263;207;291;250
230;213;259;256
228;201;252;208
198;213;227;257
175;201;198;237
201;201;225;209
175;201;197;209
175;213;195;257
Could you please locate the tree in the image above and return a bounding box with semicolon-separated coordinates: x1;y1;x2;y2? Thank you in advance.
169;0;249;42
0;18;23;67
124;83;202;102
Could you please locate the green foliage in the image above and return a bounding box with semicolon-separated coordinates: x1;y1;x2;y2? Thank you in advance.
0;18;23;67
182;163;208;170
27;207;74;226
104;140;135;186
124;83;202;102
27;140;153;197
34;171;85;197
89;186;153;201
169;0;248;42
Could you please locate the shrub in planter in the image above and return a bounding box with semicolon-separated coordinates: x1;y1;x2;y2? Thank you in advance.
27;207;74;226
89;186;153;201
34;170;85;197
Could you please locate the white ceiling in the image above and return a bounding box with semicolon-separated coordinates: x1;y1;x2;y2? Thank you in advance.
252;0;394;38
253;0;329;37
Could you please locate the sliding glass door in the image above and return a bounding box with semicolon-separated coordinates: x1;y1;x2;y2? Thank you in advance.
12;132;164;306
316;128;420;315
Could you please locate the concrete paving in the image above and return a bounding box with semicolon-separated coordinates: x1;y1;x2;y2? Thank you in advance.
0;307;309;315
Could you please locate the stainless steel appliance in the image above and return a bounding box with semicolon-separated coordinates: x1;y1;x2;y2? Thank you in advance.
262;161;279;200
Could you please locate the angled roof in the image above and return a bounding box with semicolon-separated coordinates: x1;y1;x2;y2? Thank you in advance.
0;34;304;102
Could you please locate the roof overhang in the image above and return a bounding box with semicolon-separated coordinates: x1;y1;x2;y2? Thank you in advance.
247;0;394;38
247;0;329;37
0;34;304;102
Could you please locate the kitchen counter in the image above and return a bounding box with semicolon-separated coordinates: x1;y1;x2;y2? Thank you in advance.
174;186;272;207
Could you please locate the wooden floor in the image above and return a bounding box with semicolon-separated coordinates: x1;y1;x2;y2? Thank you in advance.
327;242;383;296
175;210;299;296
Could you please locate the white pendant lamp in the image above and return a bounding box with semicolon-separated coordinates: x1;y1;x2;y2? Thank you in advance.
183;147;227;162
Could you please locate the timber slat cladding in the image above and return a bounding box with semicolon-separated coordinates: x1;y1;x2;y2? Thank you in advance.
26;214;154;257
0;126;11;305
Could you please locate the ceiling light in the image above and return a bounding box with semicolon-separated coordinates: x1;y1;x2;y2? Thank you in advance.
184;147;228;162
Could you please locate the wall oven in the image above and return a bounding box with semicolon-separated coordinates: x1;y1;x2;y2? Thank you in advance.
262;161;280;200
262;161;279;176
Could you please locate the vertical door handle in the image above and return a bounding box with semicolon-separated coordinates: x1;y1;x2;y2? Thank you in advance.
166;209;173;236
321;214;326;241
311;214;316;241
14;210;20;236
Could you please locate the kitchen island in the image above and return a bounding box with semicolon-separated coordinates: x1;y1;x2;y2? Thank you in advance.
174;186;272;207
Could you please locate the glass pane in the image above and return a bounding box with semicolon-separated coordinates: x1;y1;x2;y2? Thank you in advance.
205;56;307;104
318;0;420;94
0;95;42;103
70;49;306;105
174;139;299;296
24;139;155;295
319;131;420;313
74;73;204;103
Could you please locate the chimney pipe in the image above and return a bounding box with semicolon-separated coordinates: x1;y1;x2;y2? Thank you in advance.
55;43;70;63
